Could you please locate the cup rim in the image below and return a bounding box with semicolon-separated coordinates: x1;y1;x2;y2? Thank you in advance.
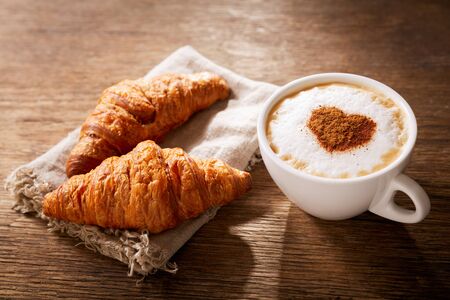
257;72;418;184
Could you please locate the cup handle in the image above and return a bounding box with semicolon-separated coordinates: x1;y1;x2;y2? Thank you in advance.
369;173;430;223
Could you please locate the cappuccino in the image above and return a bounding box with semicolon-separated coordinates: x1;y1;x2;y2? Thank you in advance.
267;83;407;178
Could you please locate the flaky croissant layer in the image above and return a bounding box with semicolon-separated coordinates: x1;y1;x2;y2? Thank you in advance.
44;141;251;233
66;72;230;177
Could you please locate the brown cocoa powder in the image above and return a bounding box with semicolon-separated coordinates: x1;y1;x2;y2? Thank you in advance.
307;106;376;152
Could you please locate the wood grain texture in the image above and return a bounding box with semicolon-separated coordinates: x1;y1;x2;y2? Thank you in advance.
1;0;449;299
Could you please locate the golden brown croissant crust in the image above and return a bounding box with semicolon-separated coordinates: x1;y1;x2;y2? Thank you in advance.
43;141;251;233
66;72;230;177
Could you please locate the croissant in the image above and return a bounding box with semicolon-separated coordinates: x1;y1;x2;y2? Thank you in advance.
43;140;251;233
66;72;230;177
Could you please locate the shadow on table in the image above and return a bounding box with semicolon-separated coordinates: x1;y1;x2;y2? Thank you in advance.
277;203;441;299
139;190;269;298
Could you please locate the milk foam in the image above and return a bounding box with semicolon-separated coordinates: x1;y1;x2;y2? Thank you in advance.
267;83;407;178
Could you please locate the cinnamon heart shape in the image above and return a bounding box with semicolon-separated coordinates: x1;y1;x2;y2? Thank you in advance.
307;106;376;152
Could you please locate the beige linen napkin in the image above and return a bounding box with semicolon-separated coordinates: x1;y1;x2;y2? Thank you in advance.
5;46;277;276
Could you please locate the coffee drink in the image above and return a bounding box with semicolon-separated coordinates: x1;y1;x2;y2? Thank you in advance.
266;83;407;178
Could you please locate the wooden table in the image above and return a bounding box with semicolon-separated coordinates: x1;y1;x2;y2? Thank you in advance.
1;0;449;298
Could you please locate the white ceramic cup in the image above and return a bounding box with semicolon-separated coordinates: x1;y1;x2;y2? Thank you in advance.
257;73;430;223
